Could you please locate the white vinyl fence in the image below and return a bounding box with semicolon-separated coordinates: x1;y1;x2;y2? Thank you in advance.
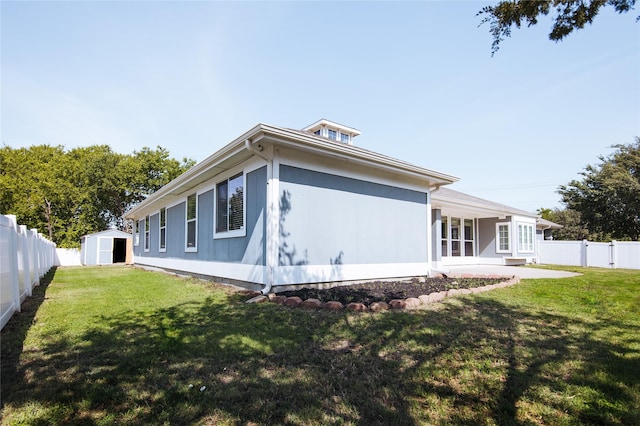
0;214;56;330
55;248;82;266
538;240;640;270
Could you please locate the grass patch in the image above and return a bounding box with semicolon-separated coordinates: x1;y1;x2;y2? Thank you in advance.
2;265;639;424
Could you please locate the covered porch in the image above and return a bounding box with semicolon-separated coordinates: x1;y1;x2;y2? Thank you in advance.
430;187;539;269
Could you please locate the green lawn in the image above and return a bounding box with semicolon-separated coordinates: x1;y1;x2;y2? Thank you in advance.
1;265;639;425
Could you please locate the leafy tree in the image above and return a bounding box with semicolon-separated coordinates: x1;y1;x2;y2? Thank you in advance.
478;0;638;54
537;207;605;240
558;138;640;240
0;144;194;247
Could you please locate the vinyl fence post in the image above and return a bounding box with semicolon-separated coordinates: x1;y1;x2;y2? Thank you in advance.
610;240;617;269
582;239;589;267
19;225;32;297
6;215;21;314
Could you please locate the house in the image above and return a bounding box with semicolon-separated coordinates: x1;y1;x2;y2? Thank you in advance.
536;218;563;240
80;229;132;266
431;187;540;267
125;120;541;293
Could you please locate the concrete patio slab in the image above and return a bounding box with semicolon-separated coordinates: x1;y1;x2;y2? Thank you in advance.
444;265;580;279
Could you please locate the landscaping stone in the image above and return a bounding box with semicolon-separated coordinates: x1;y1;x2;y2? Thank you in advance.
263;275;518;312
323;301;344;311
369;301;389;311
404;297;421;308
301;298;322;309
283;296;303;307
430;292;447;302
418;294;431;304
272;295;287;305
389;299;406;309
346;302;368;312
246;295;268;304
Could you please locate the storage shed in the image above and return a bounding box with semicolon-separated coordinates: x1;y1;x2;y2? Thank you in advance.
80;230;133;266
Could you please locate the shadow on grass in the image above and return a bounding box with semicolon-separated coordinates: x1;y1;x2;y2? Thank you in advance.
2;285;639;424
1;267;57;408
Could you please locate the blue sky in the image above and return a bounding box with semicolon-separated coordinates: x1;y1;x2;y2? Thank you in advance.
2;1;638;213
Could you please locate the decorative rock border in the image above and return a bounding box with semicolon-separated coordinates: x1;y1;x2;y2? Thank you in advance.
246;276;521;311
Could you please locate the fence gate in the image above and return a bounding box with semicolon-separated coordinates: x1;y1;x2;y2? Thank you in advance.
539;239;640;270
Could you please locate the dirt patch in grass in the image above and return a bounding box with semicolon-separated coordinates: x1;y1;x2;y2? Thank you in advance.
276;277;508;306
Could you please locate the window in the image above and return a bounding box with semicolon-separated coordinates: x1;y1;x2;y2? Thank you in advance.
144;216;150;252
134;221;140;246
441;216;475;257
327;129;337;140
159;208;166;251
216;173;245;237
314;129;321;135
340;133;350;143
496;223;511;253
518;223;534;253
451;217;461;256
441;216;448;256
186;194;197;250
464;219;474;257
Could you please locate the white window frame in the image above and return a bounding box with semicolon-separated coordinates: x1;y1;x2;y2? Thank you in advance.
159;207;167;252
214;171;247;240
144;216;150;252
441;215;475;257
441;216;448;257
517;223;535;253
134;220;140;246
327;129;337;140
340;132;350;143
496;223;511;253
185;194;198;252
450;217;462;257
464;218;474;257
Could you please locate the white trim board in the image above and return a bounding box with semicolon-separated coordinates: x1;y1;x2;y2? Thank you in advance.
134;256;431;287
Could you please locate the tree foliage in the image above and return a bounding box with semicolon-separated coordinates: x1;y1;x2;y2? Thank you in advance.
478;0;637;54
0;145;194;248
558;138;640;241
537;207;606;240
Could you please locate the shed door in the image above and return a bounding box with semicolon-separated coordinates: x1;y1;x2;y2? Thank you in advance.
113;238;127;263
97;237;114;265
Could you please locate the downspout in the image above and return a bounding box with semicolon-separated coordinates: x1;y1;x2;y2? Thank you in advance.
244;139;274;295
428;184;450;276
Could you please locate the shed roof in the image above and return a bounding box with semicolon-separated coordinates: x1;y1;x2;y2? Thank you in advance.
81;229;132;239
537;218;563;229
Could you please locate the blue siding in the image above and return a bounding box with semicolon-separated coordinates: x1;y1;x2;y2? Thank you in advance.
279;165;428;266
149;213;160;256
166;202;185;257
280;165;425;203
136;166;266;265
478;217;508;258
432;209;442;262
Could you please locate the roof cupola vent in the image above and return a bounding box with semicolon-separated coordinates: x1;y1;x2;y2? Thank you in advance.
302;119;361;145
